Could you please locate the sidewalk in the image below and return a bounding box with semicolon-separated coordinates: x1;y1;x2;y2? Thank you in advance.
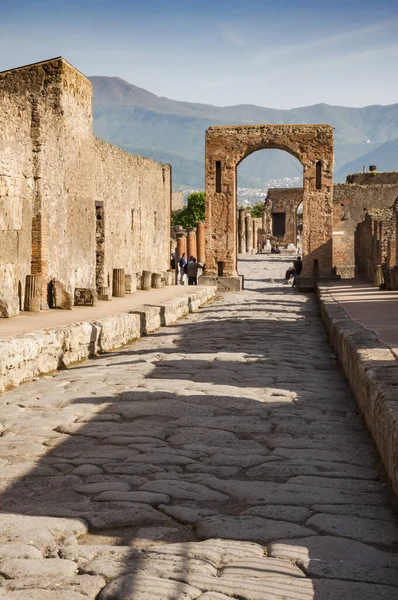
0;285;192;340
324;280;398;358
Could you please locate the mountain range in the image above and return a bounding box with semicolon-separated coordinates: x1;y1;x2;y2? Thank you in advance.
90;76;398;188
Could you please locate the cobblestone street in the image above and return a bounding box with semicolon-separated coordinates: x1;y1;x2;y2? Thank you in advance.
0;255;397;600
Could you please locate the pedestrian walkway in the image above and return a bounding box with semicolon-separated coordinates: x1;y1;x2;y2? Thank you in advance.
0;254;397;600
324;279;398;358
0;283;189;339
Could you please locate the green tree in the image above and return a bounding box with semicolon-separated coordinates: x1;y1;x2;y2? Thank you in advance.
172;191;205;227
247;201;265;218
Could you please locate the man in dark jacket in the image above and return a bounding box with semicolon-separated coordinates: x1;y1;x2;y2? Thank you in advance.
292;256;303;287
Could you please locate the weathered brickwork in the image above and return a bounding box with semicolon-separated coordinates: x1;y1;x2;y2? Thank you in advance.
205;124;334;285
0;58;171;311
346;172;398;185
333;183;398;278
262;188;303;246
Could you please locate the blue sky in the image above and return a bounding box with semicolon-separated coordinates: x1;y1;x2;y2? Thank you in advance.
0;0;397;108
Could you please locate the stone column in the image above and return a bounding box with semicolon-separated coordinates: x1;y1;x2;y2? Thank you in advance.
238;208;246;254
245;215;253;253
196;222;206;264
253;220;258;252
142;270;152;290
186;227;197;259
112;268;125;297
151;273;163;288
24;274;41;312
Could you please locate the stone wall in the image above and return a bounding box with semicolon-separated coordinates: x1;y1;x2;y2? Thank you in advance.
346;172;398;185
0;58;171;311
262;188;303;246
333;183;398;278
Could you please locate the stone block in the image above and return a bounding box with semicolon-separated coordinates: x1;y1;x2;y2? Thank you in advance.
200;275;243;292
74;288;97;307
52;280;73;310
98;287;111;301
0;295;19;318
124;274;136;294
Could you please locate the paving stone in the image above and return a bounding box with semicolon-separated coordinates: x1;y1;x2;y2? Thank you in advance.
139;480;229;501
311;503;397;521
0;558;77;579
195;595;233;600
306;513;398;546
219;557;305;578
76;482;132;494
246;460;378;481
311;579;398;600
196;515;315;544
81;503;168;529
243;505;311;523
0;543;43;560
176;573;315;600
0;591;87;600
201;478;385;506
146;539;264;568
72;464;103;475
0;514;88;554
268;536;398;568
158;504;219;524
1;574;105;599
288;475;381;492
94;490;170;504
100;574;202;600
304;560;398;586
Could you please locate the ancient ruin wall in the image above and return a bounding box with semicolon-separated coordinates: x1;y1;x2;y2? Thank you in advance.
94;140;171;287
0;58;171;307
263;188;303;246
333;183;398;278
0;62;36;302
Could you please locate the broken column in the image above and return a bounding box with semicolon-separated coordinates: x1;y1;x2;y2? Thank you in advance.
112;268;125;297
141;270;152;290
245;214;253;253
238;208;246;254
24;274;41;312
151;272;164;288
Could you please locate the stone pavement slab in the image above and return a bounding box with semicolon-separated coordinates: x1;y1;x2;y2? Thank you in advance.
0;255;397;599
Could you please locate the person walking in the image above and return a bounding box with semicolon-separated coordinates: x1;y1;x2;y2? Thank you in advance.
179;253;187;285
187;257;200;285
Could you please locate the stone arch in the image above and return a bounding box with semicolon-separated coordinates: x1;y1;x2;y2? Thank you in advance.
203;124;334;289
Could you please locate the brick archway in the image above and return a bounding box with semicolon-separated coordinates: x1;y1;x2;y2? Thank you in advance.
203;124;334;289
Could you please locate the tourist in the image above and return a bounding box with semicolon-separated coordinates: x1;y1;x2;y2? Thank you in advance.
179;253;187;285
187;257;200;285
292;256;303;287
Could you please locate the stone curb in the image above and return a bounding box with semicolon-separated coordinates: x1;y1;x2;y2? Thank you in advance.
0;286;216;393
318;284;398;499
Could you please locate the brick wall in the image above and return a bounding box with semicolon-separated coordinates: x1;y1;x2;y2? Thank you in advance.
262;188;303;246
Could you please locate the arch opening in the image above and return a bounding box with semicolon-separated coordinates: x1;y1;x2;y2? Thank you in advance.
203;124;334;290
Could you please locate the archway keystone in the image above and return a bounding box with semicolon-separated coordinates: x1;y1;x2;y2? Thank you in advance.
202;124;334;289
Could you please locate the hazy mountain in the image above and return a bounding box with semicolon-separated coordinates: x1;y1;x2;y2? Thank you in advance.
335;139;398;180
90;76;398;187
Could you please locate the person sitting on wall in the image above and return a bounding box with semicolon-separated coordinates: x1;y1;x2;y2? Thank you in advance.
292;256;303;287
285;266;295;281
187;257;200;285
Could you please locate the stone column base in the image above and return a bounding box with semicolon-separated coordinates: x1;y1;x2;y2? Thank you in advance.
199;275;243;291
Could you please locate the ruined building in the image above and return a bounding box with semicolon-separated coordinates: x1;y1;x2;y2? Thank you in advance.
0;57;171;316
